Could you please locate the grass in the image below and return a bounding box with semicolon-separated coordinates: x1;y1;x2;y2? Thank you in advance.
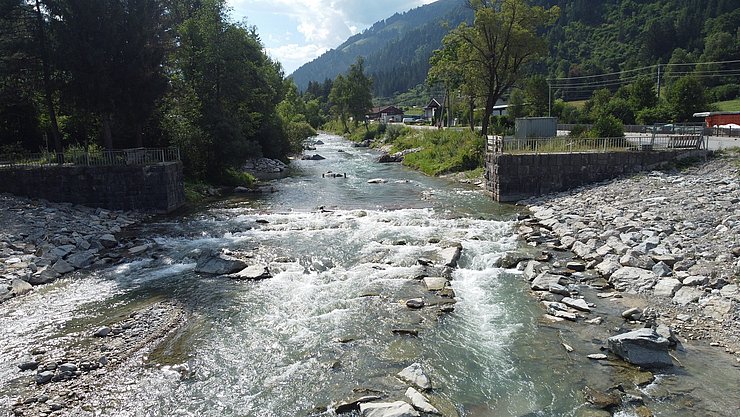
389;129;484;176
714;98;740;112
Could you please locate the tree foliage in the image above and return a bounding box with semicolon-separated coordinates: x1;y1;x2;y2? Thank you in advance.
433;0;559;136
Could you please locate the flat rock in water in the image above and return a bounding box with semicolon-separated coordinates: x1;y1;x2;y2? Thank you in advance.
367;178;387;184
229;265;271;280
335;396;383;414
423;277;448;291
397;363;432;391
561;297;591;312
566;261;586;272
128;245;149;255
405;387;440;415
531;273;567;291
195;252;248;275
359;401;419;417
607;328;673;368
587;354;608;360
437;246;462;268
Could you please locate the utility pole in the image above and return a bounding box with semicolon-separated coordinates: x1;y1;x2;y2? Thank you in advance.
548;81;552;117
656;64;661;99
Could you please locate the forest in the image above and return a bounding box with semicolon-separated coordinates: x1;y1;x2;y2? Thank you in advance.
0;0;316;183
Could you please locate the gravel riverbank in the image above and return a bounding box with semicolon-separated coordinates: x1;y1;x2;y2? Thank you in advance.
517;150;740;356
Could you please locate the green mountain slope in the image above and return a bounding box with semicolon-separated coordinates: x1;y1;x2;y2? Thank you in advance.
289;0;472;97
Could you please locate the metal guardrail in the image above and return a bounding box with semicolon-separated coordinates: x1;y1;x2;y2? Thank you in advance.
0;147;181;169
488;134;704;155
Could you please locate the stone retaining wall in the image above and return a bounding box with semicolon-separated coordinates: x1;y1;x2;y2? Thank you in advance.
486;149;708;202
0;162;185;213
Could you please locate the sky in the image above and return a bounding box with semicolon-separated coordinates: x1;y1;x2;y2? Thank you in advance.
228;0;438;75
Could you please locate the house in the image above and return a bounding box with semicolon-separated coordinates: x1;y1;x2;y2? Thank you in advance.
693;111;740;127
367;105;405;123
423;98;441;120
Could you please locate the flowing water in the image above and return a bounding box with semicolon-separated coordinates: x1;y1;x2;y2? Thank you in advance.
1;133;738;417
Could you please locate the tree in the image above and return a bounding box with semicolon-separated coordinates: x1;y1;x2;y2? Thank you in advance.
440;0;559;136
329;74;350;132
523;75;549;117
345;57;373;129
666;76;708;122
629;76;657;111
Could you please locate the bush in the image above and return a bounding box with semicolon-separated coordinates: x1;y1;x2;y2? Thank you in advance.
708;84;740;102
590;115;624;138
569;124;590;138
384;124;410;143
219;168;255;187
392;129;484;175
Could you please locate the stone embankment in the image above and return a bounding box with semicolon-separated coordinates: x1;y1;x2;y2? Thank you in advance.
0;194;147;304
518;151;740;355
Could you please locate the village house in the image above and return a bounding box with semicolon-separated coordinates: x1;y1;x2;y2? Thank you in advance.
366;105;405;123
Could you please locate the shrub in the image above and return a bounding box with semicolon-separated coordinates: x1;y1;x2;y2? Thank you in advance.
590;115;624;138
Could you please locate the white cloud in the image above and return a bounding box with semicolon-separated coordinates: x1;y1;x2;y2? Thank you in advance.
229;0;438;73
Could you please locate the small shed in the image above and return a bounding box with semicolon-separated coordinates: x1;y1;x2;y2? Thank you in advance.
423;98;442;120
514;117;557;139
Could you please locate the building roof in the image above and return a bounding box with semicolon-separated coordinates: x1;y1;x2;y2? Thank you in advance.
693;111;740;117
368;105;404;115
424;98;441;109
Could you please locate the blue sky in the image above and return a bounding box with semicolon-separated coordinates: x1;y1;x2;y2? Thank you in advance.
228;0;438;74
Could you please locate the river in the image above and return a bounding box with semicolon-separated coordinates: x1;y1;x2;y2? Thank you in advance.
2;133;737;417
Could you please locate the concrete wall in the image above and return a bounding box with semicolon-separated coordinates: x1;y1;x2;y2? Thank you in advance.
0;162;185;213
485;150;707;202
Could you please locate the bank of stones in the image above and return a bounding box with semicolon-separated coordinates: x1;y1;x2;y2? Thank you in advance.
0;193;147;303
518;153;740;355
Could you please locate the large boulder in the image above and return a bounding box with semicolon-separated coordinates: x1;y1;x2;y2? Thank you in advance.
608;267;657;293
359;401;419;417
672;286;703;305
607;328;673;368
653;278;682;298
397;363;432;391
437;245;462;268
195;252;248;275
405;387;440;415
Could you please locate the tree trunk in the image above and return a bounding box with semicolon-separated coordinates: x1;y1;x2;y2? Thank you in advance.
35;0;63;162
481;94;495;137
468;95;475;132
134;124;143;148
102;114;113;150
446;93;452;127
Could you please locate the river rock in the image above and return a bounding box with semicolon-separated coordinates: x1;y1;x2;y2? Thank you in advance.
18;361;38;371
51;259;75;275
67;250;96;269
10;279;33;296
35;371;54;385
531;273;566;291
702;298;733;320
359;401;419;417
195;252;248;275
653;278;682;298
524;260;548;281
651;262;672;277
423;277;447;291
397;363;432;391
561;297;591;312
583;386;622;409
58;363;77;373
98;234;118;248
621;307;642;321
607;328;673;368
367;178;387;184
566;261;586;272
94;326;112;337
128;245;149;255
406;298;424;309
229;265;271;280
672;286;703;305
437;245;462;268
377;153;403;163
609;267;657;293
682;275;708;286
405;387;439;414
595;258;621;277
335;396;383;414
302;154;325;160
719;284;740;301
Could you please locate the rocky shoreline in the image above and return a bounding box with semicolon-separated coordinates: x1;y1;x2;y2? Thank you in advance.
508;150;740;415
0;194;151;304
